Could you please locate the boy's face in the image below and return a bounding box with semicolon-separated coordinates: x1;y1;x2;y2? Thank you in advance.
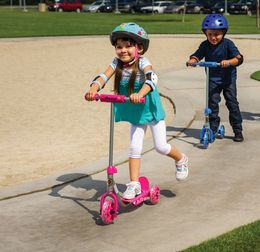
205;29;224;45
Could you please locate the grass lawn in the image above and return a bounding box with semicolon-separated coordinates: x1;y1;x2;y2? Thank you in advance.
0;8;260;37
251;71;260;81
181;220;260;252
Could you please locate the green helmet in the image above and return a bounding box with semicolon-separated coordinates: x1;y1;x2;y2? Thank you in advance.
110;22;149;53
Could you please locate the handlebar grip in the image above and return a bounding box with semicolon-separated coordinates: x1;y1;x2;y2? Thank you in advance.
94;94;146;104
139;97;145;104
124;97;146;104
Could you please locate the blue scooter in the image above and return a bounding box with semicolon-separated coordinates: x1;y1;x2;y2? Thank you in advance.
193;61;225;149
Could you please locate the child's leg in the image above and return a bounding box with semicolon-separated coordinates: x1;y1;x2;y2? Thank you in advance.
223;82;243;132
208;81;222;133
167;147;183;161
223;82;243;142
129;157;141;182
149;120;188;181
128;124;147;180
149;120;180;160
122;124;147;199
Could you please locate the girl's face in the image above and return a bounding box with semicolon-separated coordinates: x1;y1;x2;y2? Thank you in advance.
205;29;224;45
115;39;143;63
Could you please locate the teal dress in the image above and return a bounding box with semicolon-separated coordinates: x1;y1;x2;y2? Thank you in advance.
114;80;165;125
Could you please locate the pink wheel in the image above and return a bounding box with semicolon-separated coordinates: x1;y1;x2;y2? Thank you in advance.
101;199;115;225
150;185;160;204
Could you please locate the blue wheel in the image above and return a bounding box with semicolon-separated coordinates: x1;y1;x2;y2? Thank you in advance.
208;128;214;143
215;125;225;139
202;131;209;149
219;125;225;139
200;128;206;143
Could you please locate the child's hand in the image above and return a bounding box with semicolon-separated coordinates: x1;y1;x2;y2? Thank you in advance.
186;58;197;67
130;93;143;104
85;90;97;101
220;60;231;68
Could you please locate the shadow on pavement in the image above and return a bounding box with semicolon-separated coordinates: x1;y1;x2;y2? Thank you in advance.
49;174;109;224
167;126;235;148
241;111;260;121
49;173;176;225
167;126;202;148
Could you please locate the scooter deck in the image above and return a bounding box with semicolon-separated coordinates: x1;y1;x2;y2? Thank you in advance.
121;176;150;206
121;190;150;206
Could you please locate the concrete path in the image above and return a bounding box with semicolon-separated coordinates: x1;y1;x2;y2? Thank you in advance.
0;61;260;252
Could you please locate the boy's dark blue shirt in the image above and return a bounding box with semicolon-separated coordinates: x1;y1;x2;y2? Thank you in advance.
191;38;241;85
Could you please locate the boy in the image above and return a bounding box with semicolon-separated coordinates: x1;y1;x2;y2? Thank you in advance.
187;14;244;142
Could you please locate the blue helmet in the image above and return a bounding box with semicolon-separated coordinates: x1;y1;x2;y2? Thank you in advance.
202;14;228;33
110;22;149;53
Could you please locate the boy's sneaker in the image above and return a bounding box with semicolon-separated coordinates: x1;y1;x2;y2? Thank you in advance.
122;181;141;200
233;132;244;142
175;154;189;181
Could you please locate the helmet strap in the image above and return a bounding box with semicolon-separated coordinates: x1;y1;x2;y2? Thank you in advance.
123;44;140;67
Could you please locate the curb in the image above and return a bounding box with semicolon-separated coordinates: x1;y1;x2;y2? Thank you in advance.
0;79;196;201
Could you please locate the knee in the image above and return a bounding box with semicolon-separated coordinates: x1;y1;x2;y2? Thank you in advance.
226;98;239;110
129;146;142;158
155;143;171;155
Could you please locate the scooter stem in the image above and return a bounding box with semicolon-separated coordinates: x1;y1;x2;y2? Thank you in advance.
206;67;209;111
109;102;114;167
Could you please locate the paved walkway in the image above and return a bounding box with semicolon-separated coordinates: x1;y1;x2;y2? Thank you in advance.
0;60;260;252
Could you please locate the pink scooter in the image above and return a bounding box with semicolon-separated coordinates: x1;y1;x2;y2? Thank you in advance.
94;94;160;225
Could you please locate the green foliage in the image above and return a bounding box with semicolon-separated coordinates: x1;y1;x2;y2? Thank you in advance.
251;71;260;81
0;9;260;38
181;220;260;252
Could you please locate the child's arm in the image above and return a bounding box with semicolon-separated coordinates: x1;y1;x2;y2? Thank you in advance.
221;40;244;68
130;65;155;104
220;55;243;68
85;66;115;101
186;56;199;67
186;41;206;67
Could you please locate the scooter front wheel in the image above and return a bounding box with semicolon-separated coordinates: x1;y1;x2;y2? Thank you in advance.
101;199;116;225
150;185;160;204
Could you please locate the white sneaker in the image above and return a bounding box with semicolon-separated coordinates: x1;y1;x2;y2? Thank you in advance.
122;181;141;200
175;154;189;181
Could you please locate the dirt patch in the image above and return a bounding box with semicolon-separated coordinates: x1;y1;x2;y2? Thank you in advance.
0;36;259;189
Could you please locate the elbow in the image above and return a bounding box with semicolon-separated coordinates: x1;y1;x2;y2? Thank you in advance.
235;54;244;66
145;71;158;91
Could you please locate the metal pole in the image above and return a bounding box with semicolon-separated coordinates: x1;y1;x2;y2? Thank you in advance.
224;0;228;15
109;103;114;167
206;67;209;110
23;0;27;12
257;0;260;28
182;0;187;23
115;0;119;13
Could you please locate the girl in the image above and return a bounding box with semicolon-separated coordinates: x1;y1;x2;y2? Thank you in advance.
85;22;188;199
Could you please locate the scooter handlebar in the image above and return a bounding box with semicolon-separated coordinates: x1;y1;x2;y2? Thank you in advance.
192;61;220;68
94;94;146;104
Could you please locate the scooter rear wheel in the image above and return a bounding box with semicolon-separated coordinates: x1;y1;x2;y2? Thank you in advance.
218;125;225;139
202;132;209;149
101;199;115;225
150;185;160;204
